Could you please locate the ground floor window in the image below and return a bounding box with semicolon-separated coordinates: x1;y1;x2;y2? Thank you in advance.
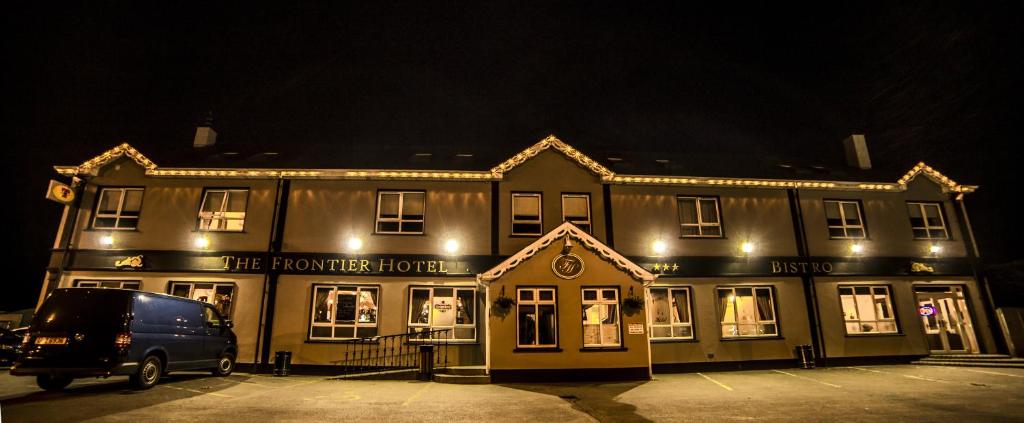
517;288;558;347
74;280;140;290
717;286;778;338
840;285;898;334
170;282;235;317
409;287;476;341
310;285;379;340
582;288;620;347
648;287;694;340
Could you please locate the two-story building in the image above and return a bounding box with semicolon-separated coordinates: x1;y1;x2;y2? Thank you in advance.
39;130;1000;380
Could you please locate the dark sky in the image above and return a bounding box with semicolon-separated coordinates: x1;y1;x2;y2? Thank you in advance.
3;2;1020;310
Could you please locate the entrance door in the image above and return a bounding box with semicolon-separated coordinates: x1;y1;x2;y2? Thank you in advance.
915;286;979;354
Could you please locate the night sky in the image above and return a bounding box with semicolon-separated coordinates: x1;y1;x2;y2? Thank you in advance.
3;3;1020;310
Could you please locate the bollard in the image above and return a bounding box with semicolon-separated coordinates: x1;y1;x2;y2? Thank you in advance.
795;345;815;369
274;350;292;376
418;345;434;380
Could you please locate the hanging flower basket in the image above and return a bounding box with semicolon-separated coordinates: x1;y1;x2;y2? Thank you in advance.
491;286;516;318
622;288;645;316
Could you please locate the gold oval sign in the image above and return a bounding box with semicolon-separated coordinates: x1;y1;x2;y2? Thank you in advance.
551;253;585;280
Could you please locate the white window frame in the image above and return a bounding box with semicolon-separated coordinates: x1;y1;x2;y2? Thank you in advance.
908;202;950;240
511;193;543;236
169;282;237;318
198;188;249;232
407;286;477;342
92;187;144;230
375;191;426;234
677;196;723;238
581;288;621;348
309;284;379;340
74;280;141;290
647;286;694;340
516;288;558;348
839;285;898;335
561;194;592;233
824;200;866;239
717;286;778;338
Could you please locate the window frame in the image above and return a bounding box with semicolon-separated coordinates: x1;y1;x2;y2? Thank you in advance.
511;192;544;236
646;286;696;341
516;287;559;348
407;286;478;343
308;284;381;341
560;193;592;234
716;285;780;339
168;281;237;318
581;287;622;348
73;279;141;290
197;188;250;232
823;199;868;240
907;201;950;240
838;284;900;336
91;187;145;230
677;195;724;238
375;190;426;235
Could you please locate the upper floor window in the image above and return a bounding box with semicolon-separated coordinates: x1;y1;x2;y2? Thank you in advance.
170;282;236;317
310;285;379;340
74;280;140;290
517;288;558;348
561;194;591;233
907;202;949;240
376;191;425;234
582;288;620;347
678;196;722;237
93;187;144;230
648;287;694;340
824;200;866;239
512;193;542;236
198;189;249;231
839;285;898;334
717;286;778;338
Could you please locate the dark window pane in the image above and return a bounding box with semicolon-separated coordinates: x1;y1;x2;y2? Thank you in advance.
122;190;143;212
378;194;400;218
539;290;554;301
913;229;929;239
829;227;847;238
702;225;721;236
171;284;190;298
518;305;536;345
115;217;138;228
929;228;948;239
680;226;700;236
672;290;690;323
755;289;774;320
97;190;122;213
824;201;841;220
909;217;926;228
678;199;697;224
826;217;843;227
377;221;400;233
519;290;534;301
842;203;861;225
513;223;541;234
410;289;430;324
203;192;225;212
401;221;423;233
402;193;424;218
538;305;557;345
355;327;377;338
313;288;332;323
847;228;865;238
311;326;332;338
583;290;597;301
699;200;719;223
456;290;474;324
227;191;247;212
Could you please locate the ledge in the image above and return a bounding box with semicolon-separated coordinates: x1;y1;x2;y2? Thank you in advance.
579;347;628;352
513;347;563;353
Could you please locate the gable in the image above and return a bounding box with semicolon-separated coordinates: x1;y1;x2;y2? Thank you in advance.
490;135;614;180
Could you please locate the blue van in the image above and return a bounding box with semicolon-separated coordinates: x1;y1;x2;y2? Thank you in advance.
11;288;238;390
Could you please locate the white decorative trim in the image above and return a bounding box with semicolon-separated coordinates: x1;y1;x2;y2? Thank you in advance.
490;135;614;180
897;162;976;193
477;221;656;285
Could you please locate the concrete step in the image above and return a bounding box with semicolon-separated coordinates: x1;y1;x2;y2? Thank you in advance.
927;354;1012;359
912;360;1024;369
438;366;487;376
433;373;491;384
330;368;418;380
918;357;1024;364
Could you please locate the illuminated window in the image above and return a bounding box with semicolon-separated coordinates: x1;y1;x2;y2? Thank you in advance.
92;187;144;229
408;287;476;341
907;202;949;240
647;287;694;340
717;286;778;338
310;285;378;340
677;196;722;237
824;200;866;239
198;189;249;231
74;280;141;290
512;193;542;235
517;288;558;347
582;288;620;347
839;285;898;334
561;194;591;233
170;282;236;317
375;191;425;234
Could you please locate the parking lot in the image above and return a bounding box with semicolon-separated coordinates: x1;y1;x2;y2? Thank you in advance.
1;364;1023;422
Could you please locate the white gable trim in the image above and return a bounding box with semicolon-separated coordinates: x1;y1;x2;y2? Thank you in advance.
477;221;656;285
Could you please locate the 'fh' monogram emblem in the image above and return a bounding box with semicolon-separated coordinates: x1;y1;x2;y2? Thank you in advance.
552;254;585;279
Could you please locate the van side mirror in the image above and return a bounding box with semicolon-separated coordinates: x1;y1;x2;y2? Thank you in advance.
222;319;233;329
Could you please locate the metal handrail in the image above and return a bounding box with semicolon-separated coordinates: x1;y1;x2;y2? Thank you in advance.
334;329;451;376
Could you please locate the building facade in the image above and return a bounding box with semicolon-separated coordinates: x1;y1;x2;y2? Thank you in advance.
40;135;1000;380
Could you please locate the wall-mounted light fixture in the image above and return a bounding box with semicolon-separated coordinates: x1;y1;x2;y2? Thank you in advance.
346;237;363;252
929;244;942;255
651;240;667;256
194;236;210;249
100;235;114;247
850;243;864;254
444;239;460;254
741;242;755;254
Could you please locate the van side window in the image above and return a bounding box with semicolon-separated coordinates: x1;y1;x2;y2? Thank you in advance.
203;306;223;327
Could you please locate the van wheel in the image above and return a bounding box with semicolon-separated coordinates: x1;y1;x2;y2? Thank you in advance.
36;375;73;391
212;353;235;377
130;355;163;390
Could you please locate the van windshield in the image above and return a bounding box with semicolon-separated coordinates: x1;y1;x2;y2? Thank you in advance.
34;289;131;332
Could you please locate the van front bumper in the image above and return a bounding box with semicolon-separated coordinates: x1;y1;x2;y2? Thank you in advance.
10;360;139;377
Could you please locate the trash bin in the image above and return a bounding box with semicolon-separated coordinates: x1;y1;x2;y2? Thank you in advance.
418;345;434;380
795;345;815;369
274;350;292;376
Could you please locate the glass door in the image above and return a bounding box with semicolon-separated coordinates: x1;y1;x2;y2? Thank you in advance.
915;286;979;354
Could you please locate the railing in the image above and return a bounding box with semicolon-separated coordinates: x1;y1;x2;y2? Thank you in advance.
334;329;451;377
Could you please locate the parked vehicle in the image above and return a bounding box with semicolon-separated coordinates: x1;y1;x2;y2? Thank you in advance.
11;288;237;391
0;327;22;366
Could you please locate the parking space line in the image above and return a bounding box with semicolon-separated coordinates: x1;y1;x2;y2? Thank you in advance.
402;383;430;406
848;366;950;384
696;372;733;391
959;368;1024;379
160;384;233;398
772;370;841;388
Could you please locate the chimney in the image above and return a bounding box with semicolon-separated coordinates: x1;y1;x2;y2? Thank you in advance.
193;112;217;148
842;134;871;169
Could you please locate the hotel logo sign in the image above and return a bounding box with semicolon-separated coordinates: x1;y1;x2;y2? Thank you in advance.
114;255;144;269
552;254;585;279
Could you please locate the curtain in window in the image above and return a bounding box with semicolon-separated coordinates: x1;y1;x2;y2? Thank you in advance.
755;289;773;321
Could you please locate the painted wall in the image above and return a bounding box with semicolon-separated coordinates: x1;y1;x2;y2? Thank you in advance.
486;240;651;373
647;277;811;365
56;271;265;364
